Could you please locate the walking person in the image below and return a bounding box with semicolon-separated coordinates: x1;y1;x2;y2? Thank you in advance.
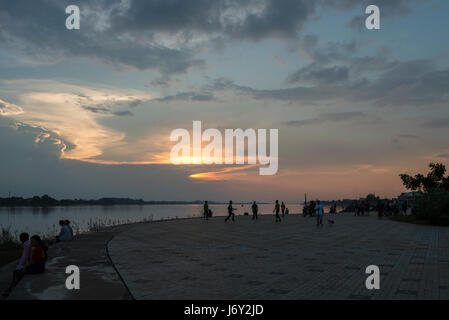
281;202;286;217
203;201;209;220
251;201;259;220
315;200;324;227
273;200;281;222
225;201;236;222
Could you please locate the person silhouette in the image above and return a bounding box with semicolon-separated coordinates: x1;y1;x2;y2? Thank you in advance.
315;200;324;227
251;201;259;220
225;200;236;222
203;201;209;220
273;200;281;222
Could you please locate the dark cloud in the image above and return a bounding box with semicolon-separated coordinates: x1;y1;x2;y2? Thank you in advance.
83;106;110;114
287;64;350;85
154;91;215;103
326;0;422;30
325;0;417;14
0;0;203;74
113;110;134;117
283;112;366;127
83;104;135;116
151;56;449;108
0;0;421;76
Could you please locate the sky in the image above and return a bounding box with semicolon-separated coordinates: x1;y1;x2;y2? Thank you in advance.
0;0;449;202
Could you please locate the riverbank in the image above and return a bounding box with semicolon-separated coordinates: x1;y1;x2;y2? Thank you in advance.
1;223;133;300
1;217;198;299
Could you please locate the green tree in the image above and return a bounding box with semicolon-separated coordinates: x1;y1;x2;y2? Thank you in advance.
400;163;449;224
400;163;449;193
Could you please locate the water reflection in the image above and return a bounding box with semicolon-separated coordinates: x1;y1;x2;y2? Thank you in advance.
0;204;305;237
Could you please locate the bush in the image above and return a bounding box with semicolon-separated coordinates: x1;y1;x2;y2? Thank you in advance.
414;188;449;223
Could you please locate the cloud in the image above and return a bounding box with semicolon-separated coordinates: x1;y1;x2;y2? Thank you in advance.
153;91;216;103
0;99;24;116
0;80;152;162
0;0;422;77
145;53;449;110
283;112;366;127
189;165;260;181
287;64;350;85
113;110;134;117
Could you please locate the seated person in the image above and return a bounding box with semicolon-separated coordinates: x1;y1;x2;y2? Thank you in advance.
56;220;72;242
23;235;47;275
65;220;74;241
3;233;32;296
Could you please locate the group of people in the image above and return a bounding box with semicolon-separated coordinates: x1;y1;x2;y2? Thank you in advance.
375;200;409;219
3;219;74;298
354;200;371;216
3;233;48;297
222;200;291;223
203;200;295;223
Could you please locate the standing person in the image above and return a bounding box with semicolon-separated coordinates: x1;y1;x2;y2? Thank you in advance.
377;200;384;220
251;201;259;220
281;202;286;217
402;201;408;216
315;200;324;227
203;201;209;220
365;202;370;216
225;201;236;222
273;200;281;222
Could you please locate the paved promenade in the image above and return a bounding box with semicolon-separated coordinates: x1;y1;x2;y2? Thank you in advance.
3;213;449;300
108;213;449;300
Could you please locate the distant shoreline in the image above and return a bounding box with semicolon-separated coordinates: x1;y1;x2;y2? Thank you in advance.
0;195;272;208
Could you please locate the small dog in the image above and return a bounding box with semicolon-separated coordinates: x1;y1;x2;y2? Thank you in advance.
327;219;335;226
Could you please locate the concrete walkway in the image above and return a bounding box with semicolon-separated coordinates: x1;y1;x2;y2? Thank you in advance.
3;213;449;300
2;225;131;300
108;213;449;300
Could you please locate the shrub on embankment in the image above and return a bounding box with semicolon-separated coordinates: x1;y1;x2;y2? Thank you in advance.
400;163;449;226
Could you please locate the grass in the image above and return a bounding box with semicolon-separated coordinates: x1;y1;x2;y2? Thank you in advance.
0;226;22;268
